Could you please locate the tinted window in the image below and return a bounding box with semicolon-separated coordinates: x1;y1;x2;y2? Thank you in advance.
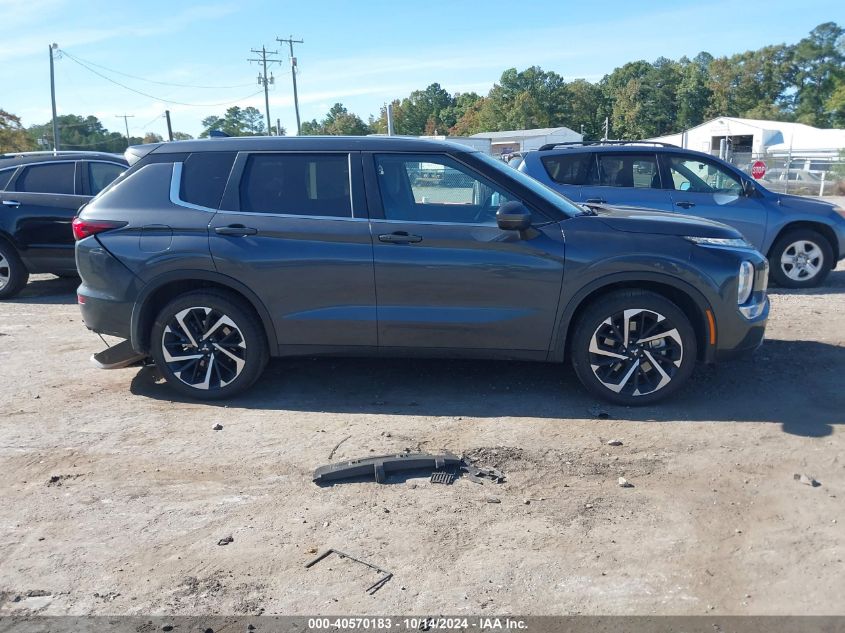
16;162;75;194
0;169;14;191
593;154;660;188
541;153;592;185
668;156;742;194
88;162;125;195
180;152;236;209
374;153;515;224
239;153;351;217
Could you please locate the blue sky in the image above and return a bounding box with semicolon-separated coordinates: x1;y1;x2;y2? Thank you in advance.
1;0;842;138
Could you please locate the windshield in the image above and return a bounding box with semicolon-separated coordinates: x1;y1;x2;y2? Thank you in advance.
475;152;584;217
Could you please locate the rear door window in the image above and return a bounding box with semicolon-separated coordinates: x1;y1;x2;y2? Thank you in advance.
594;153;660;189
16;162;75;194
239;153;351;217
180;152;236;209
88;162;126;196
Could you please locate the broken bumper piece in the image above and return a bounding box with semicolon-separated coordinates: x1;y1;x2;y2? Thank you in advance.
90;339;147;369
313;452;463;485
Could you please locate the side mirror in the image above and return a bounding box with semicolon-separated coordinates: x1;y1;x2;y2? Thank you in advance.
496;201;532;232
742;179;757;197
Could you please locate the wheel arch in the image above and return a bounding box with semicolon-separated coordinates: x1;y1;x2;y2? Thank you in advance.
130;270;279;355
552;272;715;364
768;221;839;266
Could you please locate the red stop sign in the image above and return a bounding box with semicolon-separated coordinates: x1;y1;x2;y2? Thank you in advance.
751;160;767;179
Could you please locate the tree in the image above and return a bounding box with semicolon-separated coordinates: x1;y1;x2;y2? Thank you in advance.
676;53;713;130
790;22;845;125
300;103;369;135
200;106;267;137
27;114;139;151
143;132;164;144
172;132;194;140
0;110;36;152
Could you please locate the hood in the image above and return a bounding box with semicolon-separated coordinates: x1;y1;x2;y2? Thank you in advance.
592;205;742;239
775;192;840;214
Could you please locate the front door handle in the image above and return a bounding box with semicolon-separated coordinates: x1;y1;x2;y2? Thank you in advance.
584;198;606;204
675;201;696;209
215;225;258;236
378;231;422;244
2;200;21;208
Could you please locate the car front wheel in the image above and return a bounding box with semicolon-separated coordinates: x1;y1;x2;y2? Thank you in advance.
769;229;832;288
571;290;697;405
149;290;269;400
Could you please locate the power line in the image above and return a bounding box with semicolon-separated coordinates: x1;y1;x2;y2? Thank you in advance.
60;50;265;107
59;49;257;89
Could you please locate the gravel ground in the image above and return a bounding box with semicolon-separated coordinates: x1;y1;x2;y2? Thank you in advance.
0;264;842;616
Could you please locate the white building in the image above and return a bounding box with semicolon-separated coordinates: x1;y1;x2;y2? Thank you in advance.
648;117;845;160
467;126;583;155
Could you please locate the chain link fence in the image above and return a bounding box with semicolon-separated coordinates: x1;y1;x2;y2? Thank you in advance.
719;151;845;197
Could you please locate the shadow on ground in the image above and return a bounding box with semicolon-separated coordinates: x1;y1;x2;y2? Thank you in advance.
768;268;845;296
130;338;843;438
7;275;78;305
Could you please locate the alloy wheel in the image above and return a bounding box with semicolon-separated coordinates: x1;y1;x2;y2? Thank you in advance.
161;306;247;390
588;308;684;397
0;252;8;291
780;240;823;282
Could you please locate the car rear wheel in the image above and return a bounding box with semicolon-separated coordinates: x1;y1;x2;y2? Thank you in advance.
0;241;29;300
769;229;832;288
150;290;268;400
571;290;697;406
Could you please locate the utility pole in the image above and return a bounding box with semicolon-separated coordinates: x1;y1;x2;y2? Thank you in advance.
248;46;281;136
49;43;60;152
276;36;303;135
115;114;134;147
276;118;282;136
165;110;174;141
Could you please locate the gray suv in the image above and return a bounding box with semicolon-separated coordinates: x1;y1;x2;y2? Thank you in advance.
519;142;845;288
74;137;769;405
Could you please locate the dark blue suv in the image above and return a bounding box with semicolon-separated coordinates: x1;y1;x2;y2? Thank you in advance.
519;142;845;288
74;136;769;405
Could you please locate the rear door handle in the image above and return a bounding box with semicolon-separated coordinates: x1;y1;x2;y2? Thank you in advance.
2;200;21;208
675;201;696;209
378;231;423;244
215;225;258;236
584;198;606;204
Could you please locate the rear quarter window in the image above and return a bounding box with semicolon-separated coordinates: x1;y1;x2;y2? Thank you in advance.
180;152;237;209
0;168;14;191
540;153;592;185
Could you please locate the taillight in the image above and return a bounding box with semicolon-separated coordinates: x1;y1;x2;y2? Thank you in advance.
72;217;126;240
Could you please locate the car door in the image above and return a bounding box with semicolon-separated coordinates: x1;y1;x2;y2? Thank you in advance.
365;152;565;354
579;151;675;211
662;153;768;248
208;150;377;351
6;160;88;272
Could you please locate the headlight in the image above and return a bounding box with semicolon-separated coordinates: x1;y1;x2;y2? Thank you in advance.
685;236;752;248
737;261;753;305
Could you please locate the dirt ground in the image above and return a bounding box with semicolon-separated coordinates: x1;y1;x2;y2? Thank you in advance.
0;265;843;617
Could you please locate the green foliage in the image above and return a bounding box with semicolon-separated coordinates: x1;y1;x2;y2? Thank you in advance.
172;132;194;140
27;114;140;151
0;110;36;152
200;106;266;137
300;103;369;136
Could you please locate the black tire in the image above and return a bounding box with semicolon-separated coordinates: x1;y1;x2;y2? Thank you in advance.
149;290;269;400
0;240;29;300
570;290;697;406
768;229;832;288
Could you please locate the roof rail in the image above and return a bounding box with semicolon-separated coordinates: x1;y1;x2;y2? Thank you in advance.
0;150;117;158
537;140;679;151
